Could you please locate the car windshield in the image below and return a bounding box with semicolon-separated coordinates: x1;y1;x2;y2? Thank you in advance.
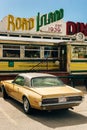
31;77;64;87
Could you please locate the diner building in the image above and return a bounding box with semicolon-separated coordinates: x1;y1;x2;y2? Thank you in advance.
0;8;87;87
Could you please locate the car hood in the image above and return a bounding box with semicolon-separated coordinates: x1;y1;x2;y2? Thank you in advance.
30;85;83;97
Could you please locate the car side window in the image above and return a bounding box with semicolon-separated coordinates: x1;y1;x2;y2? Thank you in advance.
13;76;25;86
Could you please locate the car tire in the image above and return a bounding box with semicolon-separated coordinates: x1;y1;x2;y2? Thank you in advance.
23;97;32;114
1;86;8;99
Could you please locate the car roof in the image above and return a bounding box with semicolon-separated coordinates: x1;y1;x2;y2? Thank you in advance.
18;73;56;79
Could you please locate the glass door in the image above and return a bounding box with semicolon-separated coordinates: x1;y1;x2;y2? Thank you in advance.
60;45;67;71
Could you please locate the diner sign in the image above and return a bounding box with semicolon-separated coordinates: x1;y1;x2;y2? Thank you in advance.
66;21;87;36
7;8;64;33
0;8;87;36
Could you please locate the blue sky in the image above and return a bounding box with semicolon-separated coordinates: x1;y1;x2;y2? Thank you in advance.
0;0;87;23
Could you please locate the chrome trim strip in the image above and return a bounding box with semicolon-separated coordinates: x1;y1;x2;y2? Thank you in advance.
41;101;82;107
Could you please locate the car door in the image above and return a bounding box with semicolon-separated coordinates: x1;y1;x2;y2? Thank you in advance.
4;81;14;97
12;76;25;102
60;45;67;71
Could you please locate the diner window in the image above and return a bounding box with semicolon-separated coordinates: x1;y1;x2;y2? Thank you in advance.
25;45;40;58
3;45;20;58
0;45;2;57
44;46;58;58
71;45;87;59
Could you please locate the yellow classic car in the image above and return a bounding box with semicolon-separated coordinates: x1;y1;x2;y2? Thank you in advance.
0;73;84;114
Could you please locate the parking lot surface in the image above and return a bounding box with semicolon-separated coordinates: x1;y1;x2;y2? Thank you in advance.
0;87;87;130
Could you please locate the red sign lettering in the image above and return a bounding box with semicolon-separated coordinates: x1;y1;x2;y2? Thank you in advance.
66;21;87;36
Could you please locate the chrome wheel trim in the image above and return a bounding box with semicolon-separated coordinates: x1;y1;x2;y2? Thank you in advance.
23;98;29;113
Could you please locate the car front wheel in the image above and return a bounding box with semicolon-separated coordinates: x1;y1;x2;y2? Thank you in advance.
1;86;8;99
23;97;32;114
